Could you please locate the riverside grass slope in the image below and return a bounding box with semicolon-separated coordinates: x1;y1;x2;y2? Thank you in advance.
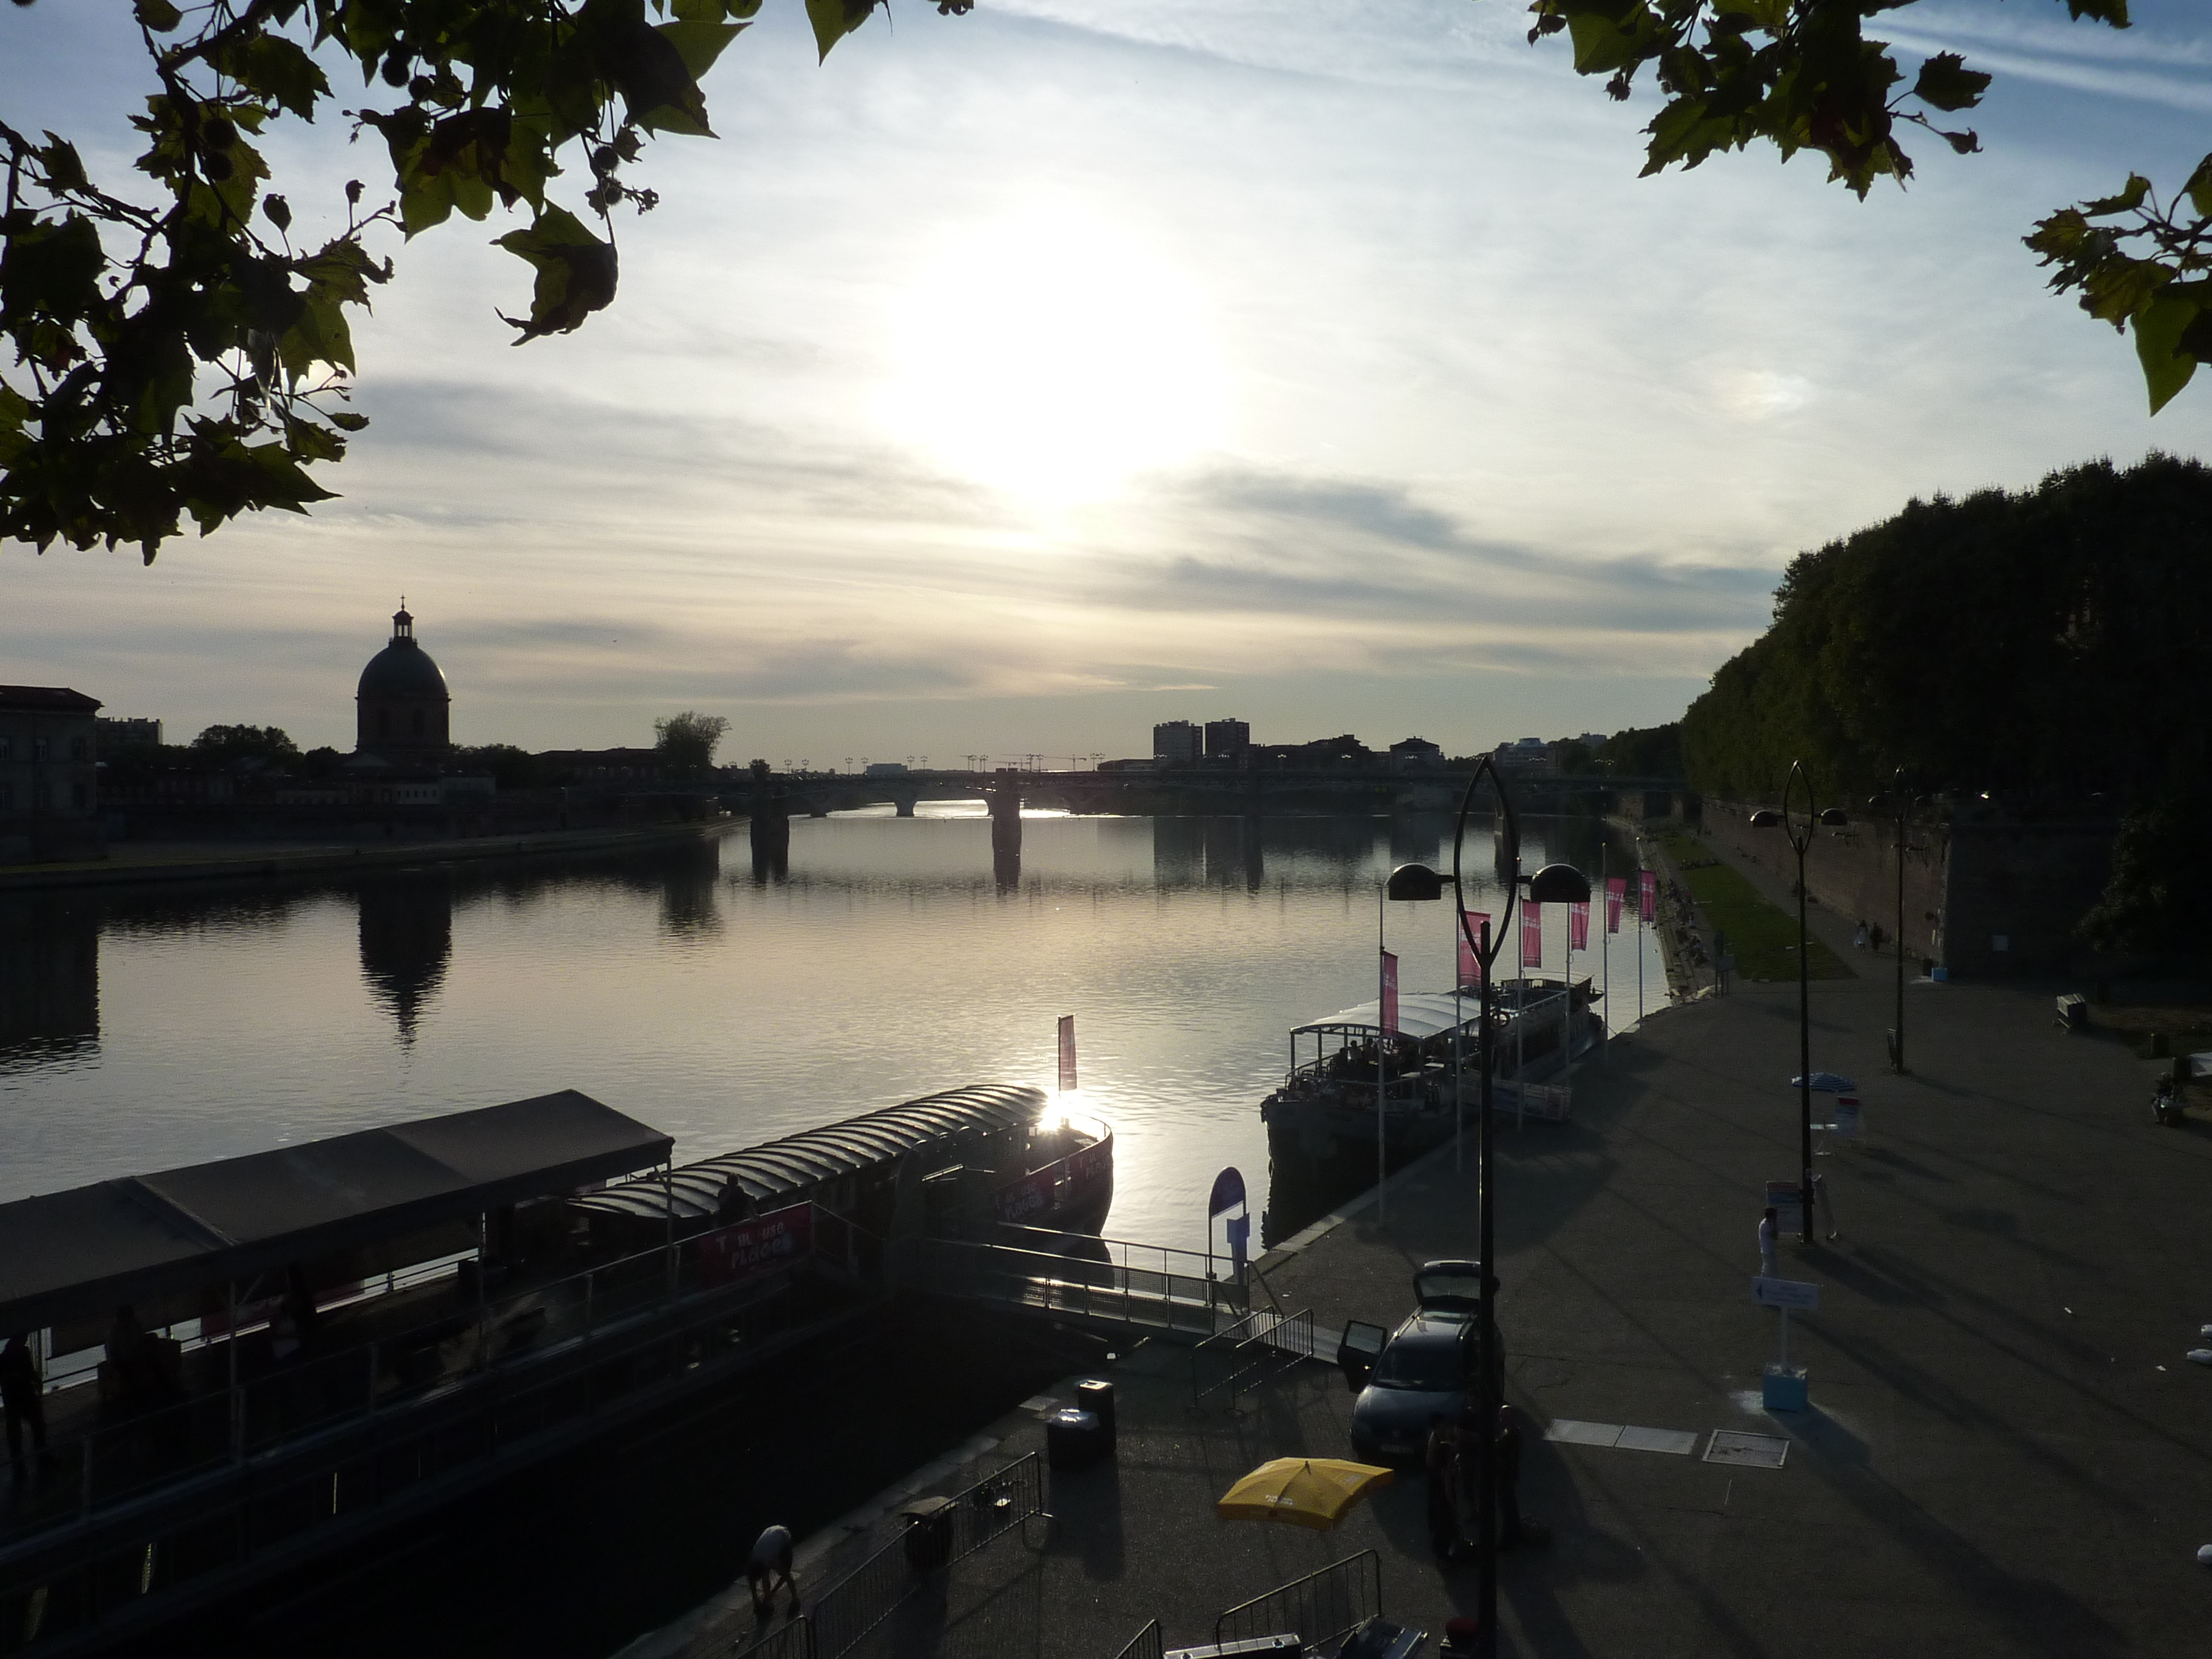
1655;828;1852;982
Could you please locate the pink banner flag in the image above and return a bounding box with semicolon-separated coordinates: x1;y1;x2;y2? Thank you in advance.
1605;876;1626;934
1056;1014;1078;1092
1458;910;1489;988
1569;899;1589;952
1380;950;1399;1035
1521;903;1543;969
1639;869;1657;923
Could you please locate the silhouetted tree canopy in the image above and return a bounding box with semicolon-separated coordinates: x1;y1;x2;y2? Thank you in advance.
452;742;540;788
189;722;301;762
654;709;727;774
1681;453;2212;953
1600;723;1681;778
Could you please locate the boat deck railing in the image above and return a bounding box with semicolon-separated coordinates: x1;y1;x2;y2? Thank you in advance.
0;1210;847;1555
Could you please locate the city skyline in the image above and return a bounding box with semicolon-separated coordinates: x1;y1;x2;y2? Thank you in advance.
7;2;2211;756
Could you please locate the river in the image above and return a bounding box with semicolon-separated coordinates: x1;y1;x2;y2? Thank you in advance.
0;808;1670;1252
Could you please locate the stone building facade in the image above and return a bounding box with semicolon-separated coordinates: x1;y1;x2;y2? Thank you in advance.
0;685;104;863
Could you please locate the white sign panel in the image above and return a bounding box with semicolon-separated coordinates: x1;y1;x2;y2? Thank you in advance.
1754;1276;1820;1311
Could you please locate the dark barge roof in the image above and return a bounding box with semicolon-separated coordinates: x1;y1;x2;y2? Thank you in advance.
0;1091;669;1335
571;1082;1050;1224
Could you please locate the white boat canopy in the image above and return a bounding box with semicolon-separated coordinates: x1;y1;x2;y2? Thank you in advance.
1293;993;1486;1042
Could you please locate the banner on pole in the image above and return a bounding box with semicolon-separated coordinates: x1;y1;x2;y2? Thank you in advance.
1380;950;1399;1034
1520;904;1543;970
1459;910;1489;988
1639;869;1657;923
1056;1014;1078;1092
1569;899;1589;952
1208;1166;1247;1216
1605;876;1626;934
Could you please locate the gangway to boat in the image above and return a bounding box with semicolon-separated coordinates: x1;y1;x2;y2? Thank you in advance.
893;1232;1326;1361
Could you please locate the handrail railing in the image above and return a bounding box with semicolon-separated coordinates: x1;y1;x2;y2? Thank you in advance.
897;1236;1233;1341
1191;1308;1314;1409
1213;1550;1383;1651
806;1453;1045;1659
1106;1618;1163;1659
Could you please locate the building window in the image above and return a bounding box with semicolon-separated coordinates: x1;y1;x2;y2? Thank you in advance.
70;781;89;810
0;781;12;811
0;737;12;760
32;738;49;762
70;736;87;761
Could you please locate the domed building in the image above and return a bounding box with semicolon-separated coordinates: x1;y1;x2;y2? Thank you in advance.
355;602;452;757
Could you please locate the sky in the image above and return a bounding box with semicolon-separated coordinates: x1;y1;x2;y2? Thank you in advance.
4;0;2211;763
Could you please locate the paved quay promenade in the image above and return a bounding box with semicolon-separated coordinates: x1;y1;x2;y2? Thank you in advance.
631;925;2209;1658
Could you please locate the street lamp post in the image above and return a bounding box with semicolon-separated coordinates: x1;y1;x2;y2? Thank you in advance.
1869;770;1921;1074
1750;763;1847;1241
1382;862;1446;1223
1435;757;1588;1656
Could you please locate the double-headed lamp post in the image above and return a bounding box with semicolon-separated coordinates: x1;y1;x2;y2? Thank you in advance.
1867;769;1922;1074
1390;757;1586;1656
1750;762;1848;1241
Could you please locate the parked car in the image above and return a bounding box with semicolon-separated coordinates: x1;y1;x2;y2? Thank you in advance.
1339;1261;1484;1464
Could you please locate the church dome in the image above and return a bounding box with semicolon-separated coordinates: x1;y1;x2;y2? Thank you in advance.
357;606;451;702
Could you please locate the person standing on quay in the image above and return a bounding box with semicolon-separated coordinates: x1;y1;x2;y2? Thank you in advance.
1814;1172;1838;1242
748;1523;797;1617
1;1334;46;1478
1758;1206;1780;1277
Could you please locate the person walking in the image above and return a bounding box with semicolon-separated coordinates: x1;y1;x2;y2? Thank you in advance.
1758;1205;1779;1277
1813;1171;1838;1241
1869;921;1886;954
1424;1413;1463;1562
1852;920;1869;951
748;1523;797;1617
2;1334;47;1478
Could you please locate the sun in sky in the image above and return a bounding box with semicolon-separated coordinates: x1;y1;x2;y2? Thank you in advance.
880;202;1228;504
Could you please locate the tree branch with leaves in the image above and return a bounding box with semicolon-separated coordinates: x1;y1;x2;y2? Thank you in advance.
1513;0;2208;411
1;0;959;561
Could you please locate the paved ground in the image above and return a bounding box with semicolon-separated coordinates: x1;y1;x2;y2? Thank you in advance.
629;840;2211;1658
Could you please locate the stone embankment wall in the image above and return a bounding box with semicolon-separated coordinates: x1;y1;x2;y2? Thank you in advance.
1698;802;2117;979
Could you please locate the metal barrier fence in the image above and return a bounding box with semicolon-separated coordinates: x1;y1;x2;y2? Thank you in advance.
0;1221;833;1552
1190;1307;1315;1410
1106;1618;1163;1659
900;1235;1239;1341
1213;1550;1383;1652
0;1272;836;1656
806;1453;1045;1659
732;1618;817;1659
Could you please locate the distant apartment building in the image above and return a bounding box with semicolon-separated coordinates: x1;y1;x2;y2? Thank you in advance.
1388;736;1444;771
1153;720;1202;765
1;685;104;863
95;716;163;748
1493;736;1558;775
1203;718;1250;762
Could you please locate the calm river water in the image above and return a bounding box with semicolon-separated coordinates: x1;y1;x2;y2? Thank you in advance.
0;809;1668;1252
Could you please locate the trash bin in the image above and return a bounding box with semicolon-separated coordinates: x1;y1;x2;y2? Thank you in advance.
900;1495;955;1570
1044;1406;1105;1471
1074;1378;1115;1449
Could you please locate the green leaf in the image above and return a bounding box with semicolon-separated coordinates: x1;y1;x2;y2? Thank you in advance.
132;0;183;32
1564;5;1661;76
2132;289;2197;415
330;411;370;432
2185;153;2212;221
494;206;619;341
1910;52;1990;114
0;214;106;329
213;36;331;122
658;19;748;81
806;0;877;62
2083;174;2151;217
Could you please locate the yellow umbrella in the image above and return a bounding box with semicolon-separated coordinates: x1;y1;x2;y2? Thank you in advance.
1216;1458;1394;1530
